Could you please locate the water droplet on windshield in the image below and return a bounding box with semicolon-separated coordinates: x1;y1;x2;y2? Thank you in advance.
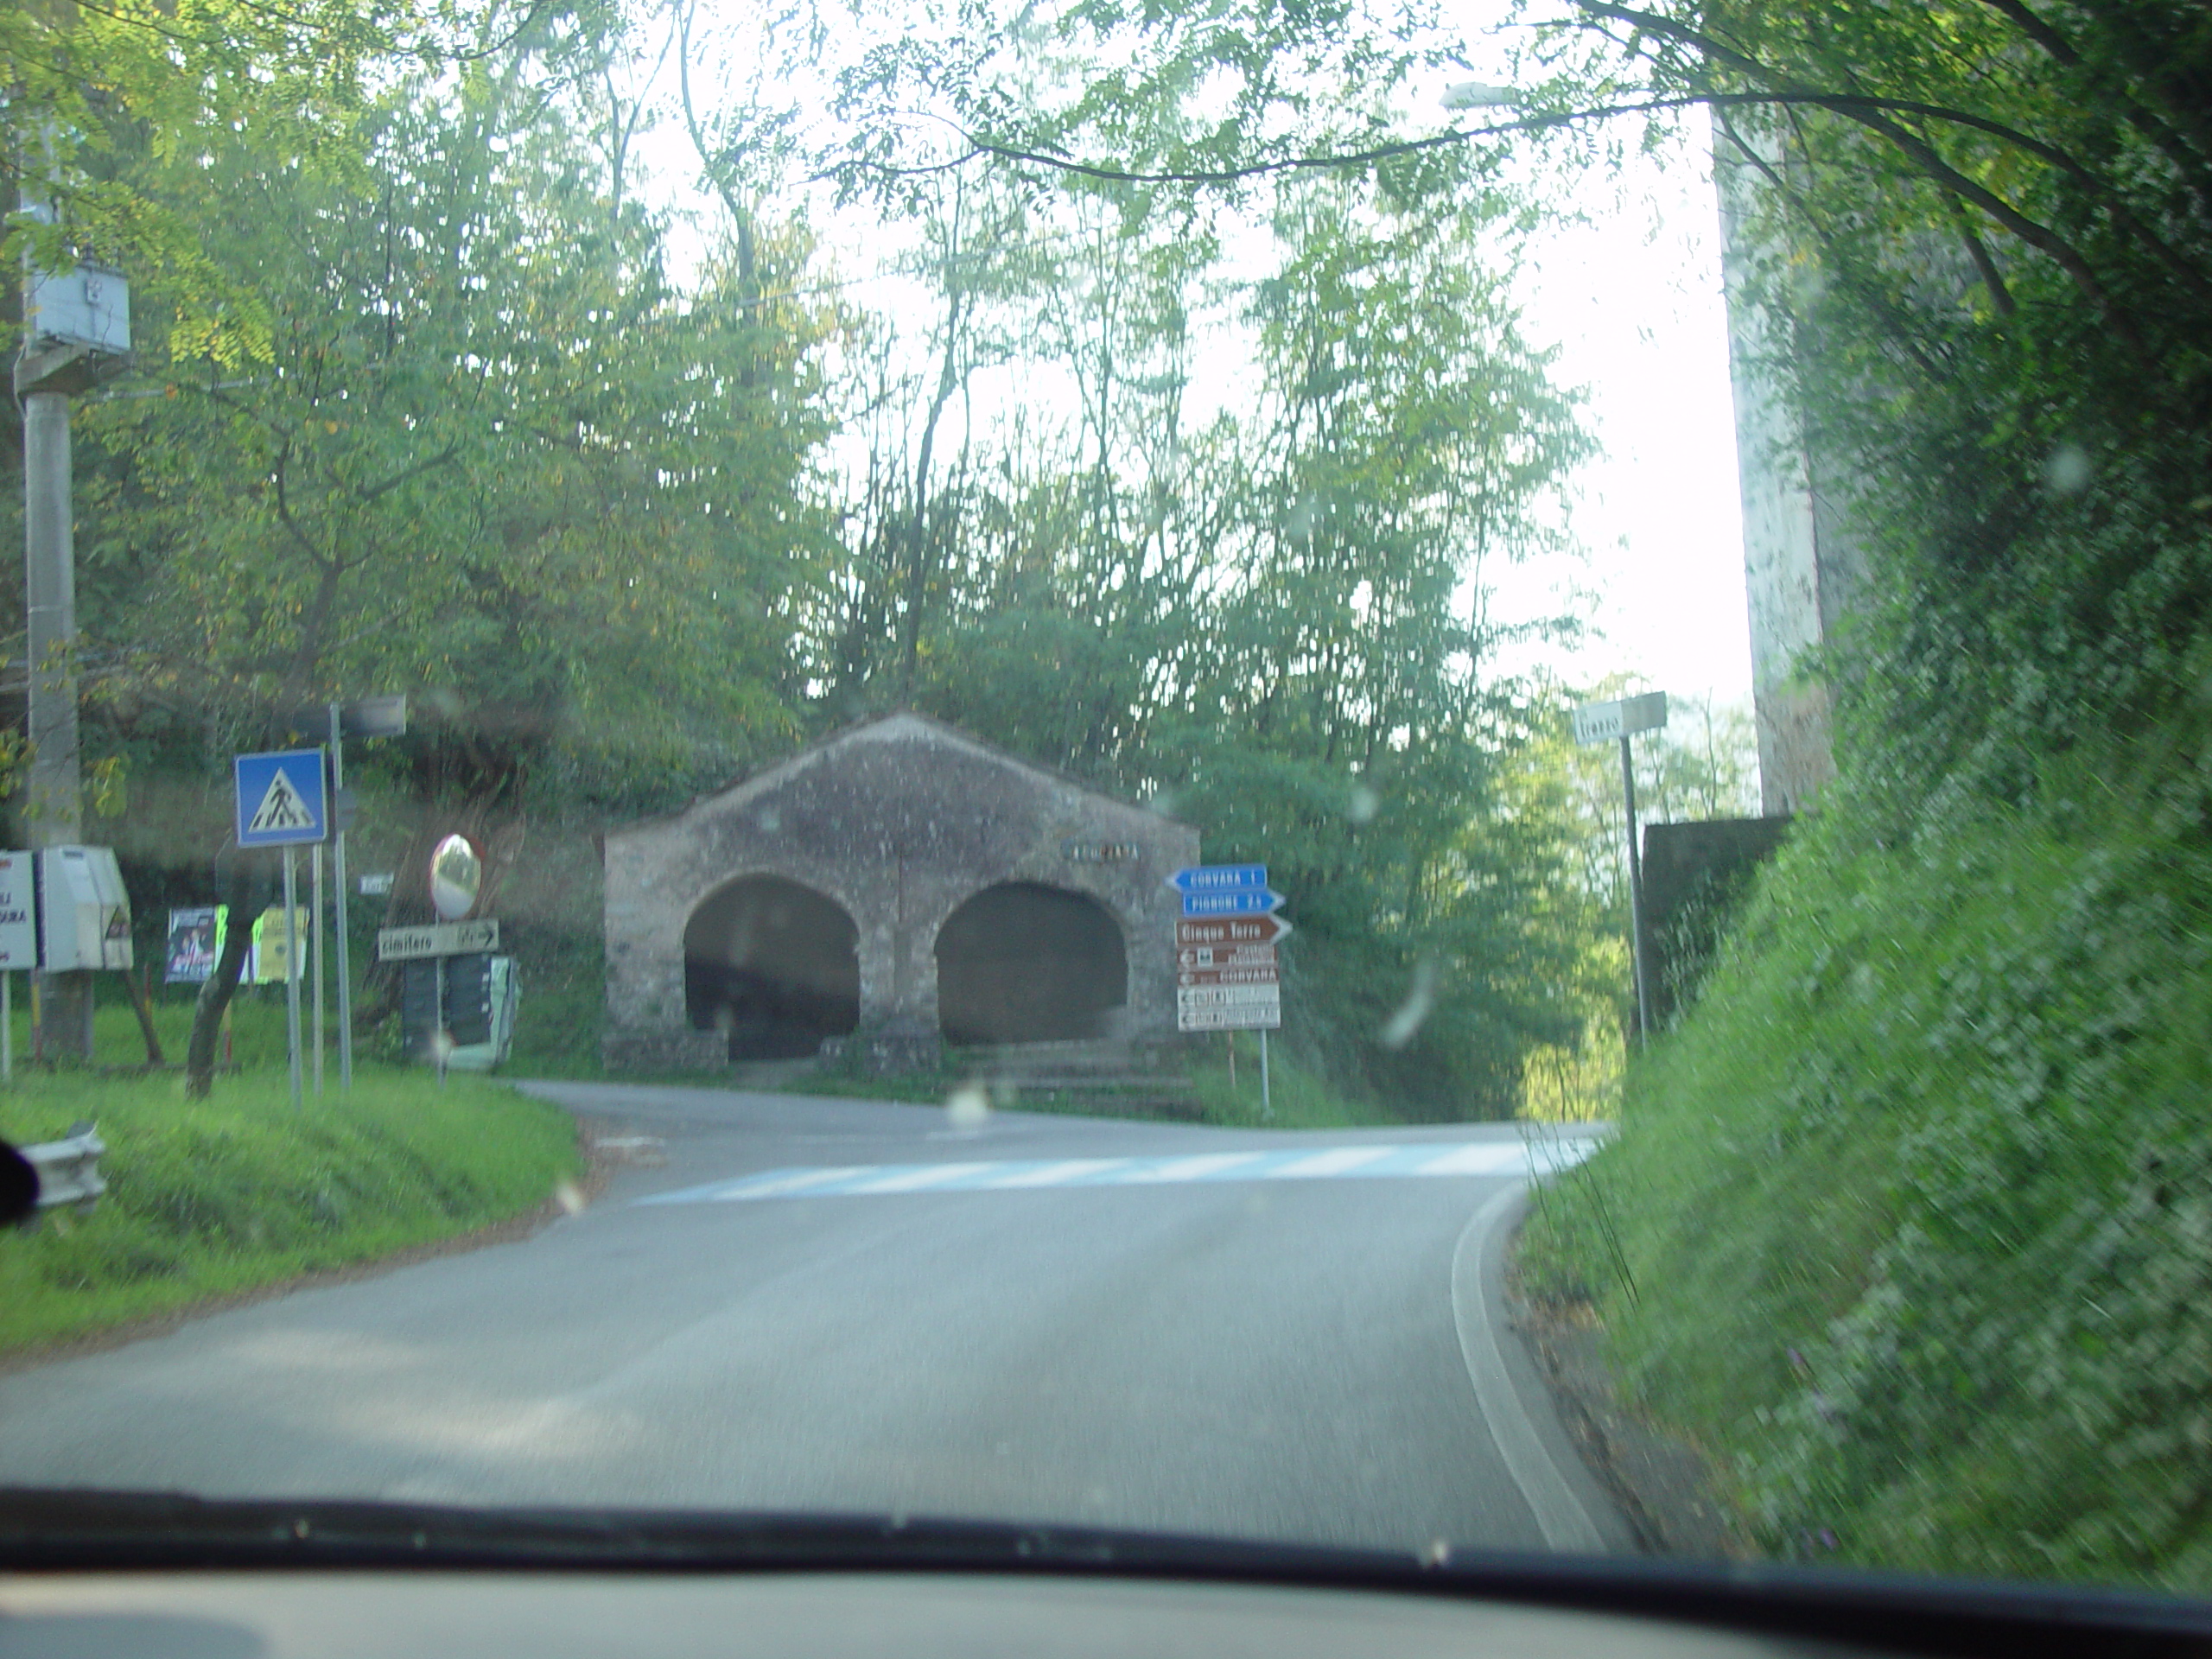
1349;783;1380;823
1380;958;1441;1049
2044;441;2092;494
945;1084;991;1131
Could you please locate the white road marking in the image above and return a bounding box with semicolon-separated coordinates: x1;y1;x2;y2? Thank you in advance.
979;1158;1129;1189
841;1161;997;1194
638;1137;1602;1208
1143;1153;1266;1183
1262;1146;1396;1179
1415;1143;1528;1177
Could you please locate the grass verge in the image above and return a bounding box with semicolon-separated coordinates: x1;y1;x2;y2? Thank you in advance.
0;1068;582;1357
1517;772;2212;1590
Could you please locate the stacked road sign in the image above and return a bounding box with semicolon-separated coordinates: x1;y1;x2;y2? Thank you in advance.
1170;864;1288;1032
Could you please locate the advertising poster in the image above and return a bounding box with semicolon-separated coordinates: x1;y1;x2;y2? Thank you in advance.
164;907;227;983
251;905;311;984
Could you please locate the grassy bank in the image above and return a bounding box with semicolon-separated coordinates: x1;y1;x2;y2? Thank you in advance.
0;1069;582;1355
1519;780;2212;1589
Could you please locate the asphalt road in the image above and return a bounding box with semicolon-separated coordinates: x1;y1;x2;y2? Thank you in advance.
0;1085;1626;1558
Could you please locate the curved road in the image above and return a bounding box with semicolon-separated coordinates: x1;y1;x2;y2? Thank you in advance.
0;1085;1624;1559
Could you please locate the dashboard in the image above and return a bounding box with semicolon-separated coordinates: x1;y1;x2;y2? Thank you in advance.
1;1569;1865;1658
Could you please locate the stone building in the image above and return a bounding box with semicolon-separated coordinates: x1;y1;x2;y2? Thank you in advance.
601;713;1198;1072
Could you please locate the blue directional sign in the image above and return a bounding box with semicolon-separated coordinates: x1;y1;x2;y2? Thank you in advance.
1167;863;1268;894
234;748;327;848
1181;887;1286;918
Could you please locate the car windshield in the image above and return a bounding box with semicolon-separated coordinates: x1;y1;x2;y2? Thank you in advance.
3;0;2209;1602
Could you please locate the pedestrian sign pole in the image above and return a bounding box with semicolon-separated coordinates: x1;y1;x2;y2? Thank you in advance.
282;849;302;1107
235;747;329;1109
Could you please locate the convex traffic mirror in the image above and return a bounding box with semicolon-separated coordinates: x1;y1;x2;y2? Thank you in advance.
429;835;482;922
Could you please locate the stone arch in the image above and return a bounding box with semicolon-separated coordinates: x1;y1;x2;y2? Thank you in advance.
934;881;1128;1046
684;875;861;1060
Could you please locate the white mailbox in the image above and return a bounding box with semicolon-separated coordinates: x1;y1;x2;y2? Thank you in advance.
39;846;133;971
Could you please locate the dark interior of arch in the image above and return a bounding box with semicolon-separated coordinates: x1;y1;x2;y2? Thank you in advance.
685;876;860;1061
936;882;1127;1046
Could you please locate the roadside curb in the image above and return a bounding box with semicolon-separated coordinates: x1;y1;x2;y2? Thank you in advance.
1451;1185;1632;1554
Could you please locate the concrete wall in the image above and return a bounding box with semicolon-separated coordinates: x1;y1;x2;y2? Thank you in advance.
1714;118;1866;816
601;715;1197;1071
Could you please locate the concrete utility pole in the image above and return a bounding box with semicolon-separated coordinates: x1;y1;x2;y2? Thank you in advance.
18;308;91;1062
17;166;128;1060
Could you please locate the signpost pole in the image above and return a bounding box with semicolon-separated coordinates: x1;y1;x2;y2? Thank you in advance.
283;847;303;1110
310;841;324;1097
1621;734;1652;1046
1259;1028;1272;1120
329;702;353;1092
3;973;11;1085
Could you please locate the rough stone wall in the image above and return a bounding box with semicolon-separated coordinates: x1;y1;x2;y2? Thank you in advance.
601;715;1197;1069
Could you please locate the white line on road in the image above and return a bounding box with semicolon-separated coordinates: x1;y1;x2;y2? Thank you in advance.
1262;1146;1396;1180
1416;1143;1528;1177
1142;1153;1266;1182
1450;1185;1610;1554
636;1140;1602;1208
843;1162;997;1194
978;1158;1130;1189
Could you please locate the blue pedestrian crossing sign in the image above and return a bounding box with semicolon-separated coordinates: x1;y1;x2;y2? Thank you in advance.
235;748;327;848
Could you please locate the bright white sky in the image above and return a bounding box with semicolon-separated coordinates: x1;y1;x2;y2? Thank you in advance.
638;5;1755;713
1500;115;1753;709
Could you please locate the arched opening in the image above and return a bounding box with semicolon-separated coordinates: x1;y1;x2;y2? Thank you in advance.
935;882;1127;1046
684;876;860;1061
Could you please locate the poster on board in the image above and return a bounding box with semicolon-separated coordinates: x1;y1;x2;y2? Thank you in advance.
164;906;226;984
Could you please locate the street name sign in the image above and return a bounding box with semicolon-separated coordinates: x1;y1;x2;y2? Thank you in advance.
377;918;500;962
1179;965;1280;988
1178;982;1282;1008
1167;863;1267;894
234;748;327;848
1178;994;1281;1031
1572;691;1668;746
1180;887;1285;918
1177;944;1278;970
1176;915;1293;949
1174;866;1287;1033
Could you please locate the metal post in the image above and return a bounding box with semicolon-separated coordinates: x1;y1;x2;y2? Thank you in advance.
283;847;302;1109
22;389;91;1061
310;840;324;1096
3;971;12;1084
1620;734;1652;1046
329;702;353;1090
1259;1027;1273;1120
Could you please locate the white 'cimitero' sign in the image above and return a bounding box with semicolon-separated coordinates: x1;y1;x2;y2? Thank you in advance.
1573;691;1669;746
